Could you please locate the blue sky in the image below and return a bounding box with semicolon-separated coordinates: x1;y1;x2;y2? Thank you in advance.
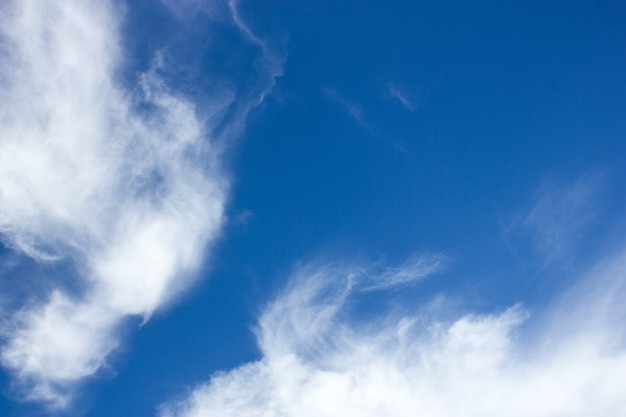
1;1;626;416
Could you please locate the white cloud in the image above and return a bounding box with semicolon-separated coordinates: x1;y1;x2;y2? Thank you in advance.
160;251;626;417
0;0;280;407
2;293;121;406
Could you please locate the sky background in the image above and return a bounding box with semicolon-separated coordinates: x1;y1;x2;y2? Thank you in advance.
1;1;626;416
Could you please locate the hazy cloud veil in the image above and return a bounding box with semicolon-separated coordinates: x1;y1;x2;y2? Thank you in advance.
0;0;279;407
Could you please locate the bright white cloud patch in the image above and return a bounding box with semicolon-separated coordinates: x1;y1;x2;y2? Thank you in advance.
160;251;626;417
0;0;279;407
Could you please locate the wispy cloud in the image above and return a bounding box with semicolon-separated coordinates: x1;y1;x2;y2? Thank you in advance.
159;250;626;417
361;252;446;291
0;0;280;408
386;82;415;111
323;88;409;154
505;173;604;265
158;0;208;19
323;88;365;126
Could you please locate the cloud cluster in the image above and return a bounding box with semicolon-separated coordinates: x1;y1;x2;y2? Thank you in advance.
0;0;279;407
160;250;626;417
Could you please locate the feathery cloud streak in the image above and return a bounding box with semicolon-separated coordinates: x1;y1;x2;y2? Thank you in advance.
160;250;626;417
323;88;409;154
506;173;603;265
387;83;414;111
323;88;365;127
0;0;280;407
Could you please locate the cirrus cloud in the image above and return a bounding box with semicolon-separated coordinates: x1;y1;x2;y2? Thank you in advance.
160;250;626;417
